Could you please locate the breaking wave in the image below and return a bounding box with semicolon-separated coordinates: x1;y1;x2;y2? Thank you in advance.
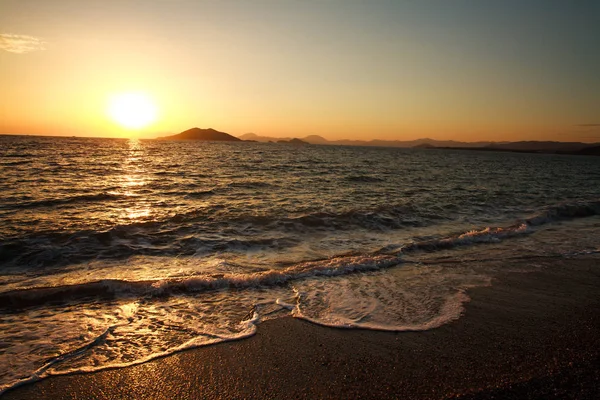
0;254;401;311
526;199;600;225
4;198;600;268
7;198;599;311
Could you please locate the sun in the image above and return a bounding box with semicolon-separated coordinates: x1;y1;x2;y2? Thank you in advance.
107;92;158;129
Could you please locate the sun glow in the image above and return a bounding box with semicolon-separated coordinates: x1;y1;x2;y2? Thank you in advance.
107;92;158;129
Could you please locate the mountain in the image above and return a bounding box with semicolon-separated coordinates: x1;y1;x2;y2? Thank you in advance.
238;133;325;144
302;135;329;144
367;138;496;148
160;128;241;141
238;133;293;142
236;134;496;148
277;138;309;145
238;133;261;140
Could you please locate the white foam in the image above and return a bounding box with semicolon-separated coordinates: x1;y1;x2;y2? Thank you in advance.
402;223;529;252
275;298;295;310
292;265;492;332
0;293;268;395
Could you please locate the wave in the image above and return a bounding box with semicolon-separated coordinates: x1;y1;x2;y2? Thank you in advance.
344;174;385;183
3;198;600;271
0;254;401;311
2;201;421;243
369;199;600;254
400;223;529;252
0;229;298;270
0;159;31;166
7;196;595;311
525;199;600;225
0;193;123;211
191;198;600;232
184;189;216;198
154;189;216;198
1;152;35;158
0;202;430;269
235;203;427;230
224;180;276;189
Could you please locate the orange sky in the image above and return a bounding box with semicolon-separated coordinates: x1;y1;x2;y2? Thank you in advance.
1;1;599;142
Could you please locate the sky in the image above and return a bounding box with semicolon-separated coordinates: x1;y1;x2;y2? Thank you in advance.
1;0;599;142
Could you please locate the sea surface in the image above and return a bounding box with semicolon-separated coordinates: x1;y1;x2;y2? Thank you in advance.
1;134;600;392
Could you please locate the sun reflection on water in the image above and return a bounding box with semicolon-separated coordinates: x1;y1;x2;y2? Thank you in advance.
114;138;153;222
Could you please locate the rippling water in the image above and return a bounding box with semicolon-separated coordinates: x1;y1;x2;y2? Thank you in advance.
1;134;600;392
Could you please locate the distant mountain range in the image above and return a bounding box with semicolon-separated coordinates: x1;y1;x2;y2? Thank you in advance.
156;128;600;155
239;133;500;148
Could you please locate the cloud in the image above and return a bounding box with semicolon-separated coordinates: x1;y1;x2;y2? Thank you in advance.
576;124;600;128
0;33;46;54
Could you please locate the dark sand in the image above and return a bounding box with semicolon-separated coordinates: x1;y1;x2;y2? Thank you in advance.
3;257;599;399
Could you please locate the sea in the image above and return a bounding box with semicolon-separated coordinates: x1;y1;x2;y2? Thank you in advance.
1;134;600;393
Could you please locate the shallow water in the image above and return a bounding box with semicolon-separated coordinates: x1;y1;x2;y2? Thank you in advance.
1;135;600;392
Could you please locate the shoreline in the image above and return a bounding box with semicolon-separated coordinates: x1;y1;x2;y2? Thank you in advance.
3;257;600;399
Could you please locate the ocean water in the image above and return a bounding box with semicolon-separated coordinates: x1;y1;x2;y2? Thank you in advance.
1;135;600;392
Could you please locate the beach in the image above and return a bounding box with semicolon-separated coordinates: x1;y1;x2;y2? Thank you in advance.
4;256;598;400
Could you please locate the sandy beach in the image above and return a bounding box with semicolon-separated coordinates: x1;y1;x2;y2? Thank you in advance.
3;256;599;400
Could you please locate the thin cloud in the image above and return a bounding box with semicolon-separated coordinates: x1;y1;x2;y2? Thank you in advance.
576;124;600;127
0;33;46;54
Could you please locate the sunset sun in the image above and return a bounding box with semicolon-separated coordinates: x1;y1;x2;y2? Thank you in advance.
107;92;158;129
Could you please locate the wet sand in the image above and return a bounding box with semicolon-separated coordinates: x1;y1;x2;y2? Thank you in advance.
3;257;599;399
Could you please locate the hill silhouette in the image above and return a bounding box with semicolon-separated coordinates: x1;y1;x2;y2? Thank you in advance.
160;128;241;141
237;133;498;148
277;138;309;145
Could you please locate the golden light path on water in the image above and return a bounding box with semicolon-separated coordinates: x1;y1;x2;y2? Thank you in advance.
104;138;153;223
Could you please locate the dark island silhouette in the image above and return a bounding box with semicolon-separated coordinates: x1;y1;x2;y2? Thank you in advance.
159;128;241;141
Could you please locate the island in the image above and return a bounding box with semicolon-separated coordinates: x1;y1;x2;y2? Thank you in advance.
158;128;241;141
